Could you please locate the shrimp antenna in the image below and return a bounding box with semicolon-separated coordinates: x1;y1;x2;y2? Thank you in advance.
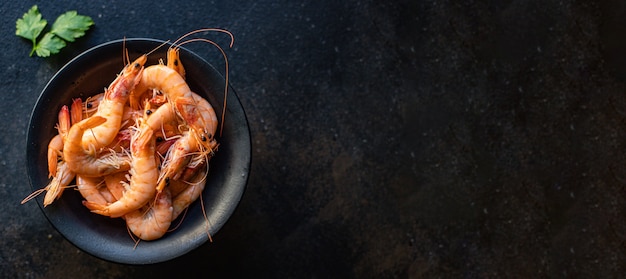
127;225;141;249
146;40;171;57
198;182;213;242
171;28;234;49
176;37;231;137
20;188;46;204
168;207;188;232
122;37;127;66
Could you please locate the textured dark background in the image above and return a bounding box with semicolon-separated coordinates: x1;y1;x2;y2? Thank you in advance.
1;0;625;278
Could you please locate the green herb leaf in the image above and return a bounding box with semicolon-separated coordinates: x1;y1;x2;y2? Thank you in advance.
15;5;94;57
50;10;94;42
15;5;47;42
34;33;66;57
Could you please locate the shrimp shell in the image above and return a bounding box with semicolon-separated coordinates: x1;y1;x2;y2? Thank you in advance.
125;188;173;241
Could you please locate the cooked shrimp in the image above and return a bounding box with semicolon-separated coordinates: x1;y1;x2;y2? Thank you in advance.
104;171;174;241
156;92;217;192
83;122;158;218
46;98;84;199
133;65;216;152
171;167;207;220
23;101;79;206
81;55;146;151
127;44;185;109
125;188;173;241
156;131;198;191
23;30;235;242
63;116;131;177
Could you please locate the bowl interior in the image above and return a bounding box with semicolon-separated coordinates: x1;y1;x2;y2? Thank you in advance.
26;38;250;264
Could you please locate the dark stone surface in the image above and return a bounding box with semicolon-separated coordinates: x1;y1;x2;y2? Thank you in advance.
1;0;624;278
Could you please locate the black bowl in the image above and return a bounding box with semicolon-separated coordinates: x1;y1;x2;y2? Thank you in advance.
26;39;250;264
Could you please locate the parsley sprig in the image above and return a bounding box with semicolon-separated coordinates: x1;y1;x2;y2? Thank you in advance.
16;5;94;57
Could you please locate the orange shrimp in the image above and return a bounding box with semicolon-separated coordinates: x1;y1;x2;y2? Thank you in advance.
171;167;207;220
125;189;173;241
22;103;76;207
156;92;217;192
156;131;199;191
133;65;216;152
103;171;173;241
83;122;158;218
63;116;131;177
81;55;146;151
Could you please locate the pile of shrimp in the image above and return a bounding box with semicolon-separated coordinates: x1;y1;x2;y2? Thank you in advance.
22;29;233;242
